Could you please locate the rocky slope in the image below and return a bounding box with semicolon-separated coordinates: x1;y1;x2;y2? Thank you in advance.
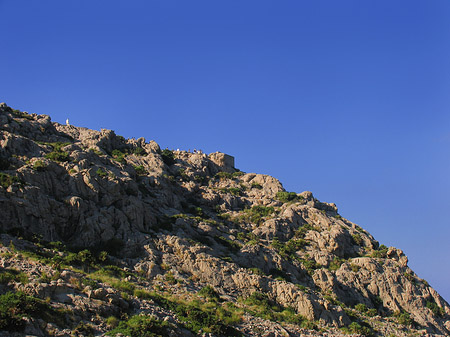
0;102;449;337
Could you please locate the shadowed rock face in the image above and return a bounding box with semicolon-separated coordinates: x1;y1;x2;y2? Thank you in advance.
0;102;449;336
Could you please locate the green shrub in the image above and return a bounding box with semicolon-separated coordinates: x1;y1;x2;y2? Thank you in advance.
347;321;373;335
232;171;244;178
239;206;275;225
42;142;71;162
149;293;241;335
89;148;103;156
371;244;388;258
111;149;126;163
134;289;153;300
134;165;147;175
165;272;177;285
133;147;147;156
328;257;344;271
11;109;34;120
161;149;174;165
45;151;69;162
352;233;363;246
350;263;360;272
294;223;319;239
215;172;232;180
110;280;135;294
250;182;262;189
0;291;61;331
32;160;46;171
394;310;413;326
426;300;445;317
198;286;220;301
0;173;21;189
107;314;171;337
73;321;95;336
354;303;367;312
214;236;242;253
106;316;119;328
220;187;242;196
271;237;307;259
0;268;28;285
276;191;302;203
96;168;108;177
301;258;321;274
367;308;377;317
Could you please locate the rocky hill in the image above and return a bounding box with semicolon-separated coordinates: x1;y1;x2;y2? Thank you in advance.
0;102;448;337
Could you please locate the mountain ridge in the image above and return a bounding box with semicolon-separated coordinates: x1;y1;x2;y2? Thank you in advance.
0;102;448;336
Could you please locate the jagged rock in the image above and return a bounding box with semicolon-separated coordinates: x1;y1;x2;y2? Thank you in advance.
0;103;448;336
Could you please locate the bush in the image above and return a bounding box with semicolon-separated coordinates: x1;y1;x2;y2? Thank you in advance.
149;293;241;335
394;310;413;326
215;172;232;180
96;168;108;177
111;149;126;164
43;142;71;162
276;191;302;203
250;182;262;189
426;300;445;317
367;308;377;317
32;160;46;171
371;244;388;258
0;291;61;331
107;315;170;337
0;269;28;285
239;206;275;225
352;233;363;246
328;257;344;271
301;258;321;274
347;321;373;335
294;223;319;239
214;236;242;253
161;149;174;165
134;165;147;175
354;303;367;312
198;286;220;301
0;173;21;189
45;151;69;162
133;147;147;156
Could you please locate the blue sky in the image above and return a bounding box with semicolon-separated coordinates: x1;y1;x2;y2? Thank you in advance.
1;1;450;301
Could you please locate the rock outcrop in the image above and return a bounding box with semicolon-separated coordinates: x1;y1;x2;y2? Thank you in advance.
0;103;448;336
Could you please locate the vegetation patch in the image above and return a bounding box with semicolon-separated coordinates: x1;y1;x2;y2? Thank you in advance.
276;191;303;203
241;292;312;327
238;206;275;225
250;182;262;189
370;244;388;258
111;149;126;164
132;147;147;156
426;300;445;317
148;292;242;335
161;149;175;165
32;160;46;171
0;291;64;331
0;268;29;285
107;314;170;337
272;237;307;259
0;173;22;189
134;165;147;175
42;142;71;162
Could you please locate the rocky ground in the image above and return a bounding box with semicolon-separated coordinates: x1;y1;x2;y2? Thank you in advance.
0;102;449;336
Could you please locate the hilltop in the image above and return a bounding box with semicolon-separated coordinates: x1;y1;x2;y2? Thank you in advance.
0;103;449;336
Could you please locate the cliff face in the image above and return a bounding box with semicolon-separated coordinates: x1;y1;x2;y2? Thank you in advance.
0;103;449;337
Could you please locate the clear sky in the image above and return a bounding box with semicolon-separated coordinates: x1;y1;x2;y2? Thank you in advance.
1;1;450;301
